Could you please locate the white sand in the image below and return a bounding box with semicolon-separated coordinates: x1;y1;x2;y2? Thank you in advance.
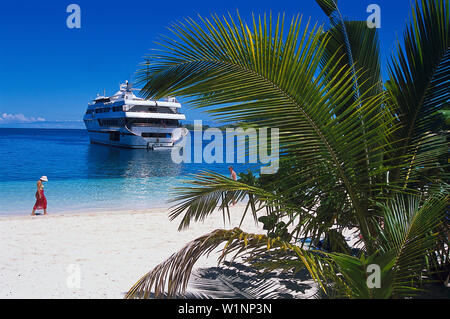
0;205;262;299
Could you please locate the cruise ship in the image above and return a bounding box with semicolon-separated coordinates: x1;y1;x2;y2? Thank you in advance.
83;81;188;149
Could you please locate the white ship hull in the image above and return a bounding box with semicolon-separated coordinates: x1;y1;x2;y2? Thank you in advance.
84;119;188;149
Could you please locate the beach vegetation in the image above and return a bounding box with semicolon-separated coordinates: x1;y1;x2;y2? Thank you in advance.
127;0;449;299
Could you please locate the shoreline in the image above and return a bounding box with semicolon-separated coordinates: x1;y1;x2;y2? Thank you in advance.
0;205;173;220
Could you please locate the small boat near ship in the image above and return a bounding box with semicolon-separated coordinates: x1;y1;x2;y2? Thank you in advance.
83;81;188;149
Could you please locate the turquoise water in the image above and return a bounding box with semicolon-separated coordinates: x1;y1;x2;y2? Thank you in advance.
0;128;255;215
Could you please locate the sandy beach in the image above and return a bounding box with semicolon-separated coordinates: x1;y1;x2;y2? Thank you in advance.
0;205;263;299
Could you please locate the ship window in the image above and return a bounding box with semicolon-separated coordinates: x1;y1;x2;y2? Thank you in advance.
141;133;171;138
127;118;179;127
95;107;111;113
158;107;174;114
98;119;120;126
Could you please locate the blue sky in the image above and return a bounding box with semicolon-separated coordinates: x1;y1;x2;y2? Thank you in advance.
0;0;415;128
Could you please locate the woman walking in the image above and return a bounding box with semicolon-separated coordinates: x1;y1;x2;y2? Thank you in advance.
31;176;48;216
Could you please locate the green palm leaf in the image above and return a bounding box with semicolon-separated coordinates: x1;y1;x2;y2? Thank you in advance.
386;0;450;187
125;228;325;298
136;12;394;249
169;166;356;248
316;0;383;101
316;0;386;218
126;0;449;299
314;190;448;299
169;170;279;230
376;190;449;297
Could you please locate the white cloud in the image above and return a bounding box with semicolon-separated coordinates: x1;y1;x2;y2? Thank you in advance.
0;113;46;123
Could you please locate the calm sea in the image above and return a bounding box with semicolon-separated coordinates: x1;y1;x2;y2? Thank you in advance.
0;128;255;215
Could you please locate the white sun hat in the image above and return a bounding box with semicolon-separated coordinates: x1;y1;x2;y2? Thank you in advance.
40;176;48;182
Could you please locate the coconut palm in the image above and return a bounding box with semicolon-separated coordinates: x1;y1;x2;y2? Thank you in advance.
126;0;449;298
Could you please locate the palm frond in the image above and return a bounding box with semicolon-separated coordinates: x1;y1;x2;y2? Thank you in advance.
127;0;449;300
317;0;383;100
169;170;276;230
314;0;338;17
136;11;395;250
376;189;449;297
125;227;326;299
386;0;450;187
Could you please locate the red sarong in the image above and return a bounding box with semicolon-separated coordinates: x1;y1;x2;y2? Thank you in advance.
33;189;47;210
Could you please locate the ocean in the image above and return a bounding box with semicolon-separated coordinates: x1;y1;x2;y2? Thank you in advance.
0;128;256;215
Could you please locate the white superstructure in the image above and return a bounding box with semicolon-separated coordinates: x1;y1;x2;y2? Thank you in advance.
83;81;188;149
